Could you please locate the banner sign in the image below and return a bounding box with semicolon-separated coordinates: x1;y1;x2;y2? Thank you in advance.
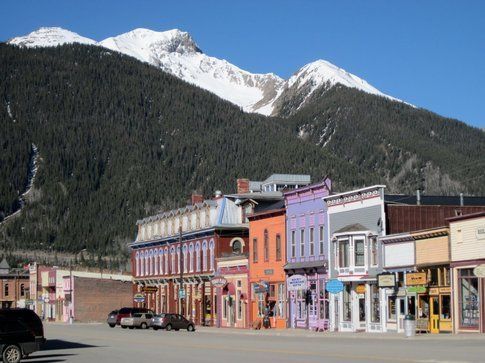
377;273;396;288
287;275;307;291
325;279;344;294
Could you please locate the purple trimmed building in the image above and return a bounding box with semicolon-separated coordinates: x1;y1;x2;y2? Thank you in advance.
284;178;332;330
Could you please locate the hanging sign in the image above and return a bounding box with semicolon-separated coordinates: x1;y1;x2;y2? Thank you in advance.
133;293;145;303
325;279;344;294
287;275;307;291
377;273;396;288
473;265;485;277
405;272;427;286
355;284;366;294
211;277;227;288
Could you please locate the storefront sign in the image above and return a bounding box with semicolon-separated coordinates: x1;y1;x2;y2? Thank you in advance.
377;273;396;288
133;293;145;303
287;275;307;291
473;265;485;277
142;286;158;293
429;288;439;295
405;272;427;286
264;269;274;275
325;279;344;294
406;286;426;294
355;284;366;294
439;287;451;294
211;277;227;288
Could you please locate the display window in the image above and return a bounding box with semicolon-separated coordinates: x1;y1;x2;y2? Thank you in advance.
458;268;479;329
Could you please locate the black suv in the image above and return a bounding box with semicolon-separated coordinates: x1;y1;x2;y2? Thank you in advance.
0;309;45;363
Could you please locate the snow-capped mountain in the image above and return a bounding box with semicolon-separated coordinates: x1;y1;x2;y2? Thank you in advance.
7;27;403;115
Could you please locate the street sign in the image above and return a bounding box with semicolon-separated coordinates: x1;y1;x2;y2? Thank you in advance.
287;275;307;291
179;289;186;299
325;279;344;294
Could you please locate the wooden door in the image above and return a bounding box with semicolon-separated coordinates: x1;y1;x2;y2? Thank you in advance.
430;296;439;333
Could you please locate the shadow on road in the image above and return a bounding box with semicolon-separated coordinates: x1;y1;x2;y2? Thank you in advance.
41;339;98;351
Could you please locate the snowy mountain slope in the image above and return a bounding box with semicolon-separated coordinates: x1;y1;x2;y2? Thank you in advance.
7;27;404;115
8;27;97;48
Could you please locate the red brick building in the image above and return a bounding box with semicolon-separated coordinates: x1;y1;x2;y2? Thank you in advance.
0;258;29;309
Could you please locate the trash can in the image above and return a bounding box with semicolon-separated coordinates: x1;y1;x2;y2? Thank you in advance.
404;314;416;337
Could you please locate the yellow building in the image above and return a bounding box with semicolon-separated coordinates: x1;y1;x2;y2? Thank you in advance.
448;212;485;334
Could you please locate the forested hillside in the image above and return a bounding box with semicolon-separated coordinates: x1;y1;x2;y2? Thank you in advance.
0;44;372;255
1;44;484;257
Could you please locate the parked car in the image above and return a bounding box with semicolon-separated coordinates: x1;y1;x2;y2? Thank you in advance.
153;313;195;332
120;313;154;329
150;313;166;330
109;307;154;327
0;309;46;363
106;310;119;328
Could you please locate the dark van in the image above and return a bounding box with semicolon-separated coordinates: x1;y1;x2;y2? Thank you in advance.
0;309;45;363
109;307;155;327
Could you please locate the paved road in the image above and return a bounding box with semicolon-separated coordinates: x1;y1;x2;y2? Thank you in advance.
27;324;485;363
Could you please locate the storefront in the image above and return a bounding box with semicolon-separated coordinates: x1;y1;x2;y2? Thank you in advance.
449;212;485;333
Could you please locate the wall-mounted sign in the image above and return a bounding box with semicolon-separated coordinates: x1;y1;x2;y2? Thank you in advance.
287;275;307;291
406;272;427;286
407;286;427;294
377;273;396;288
476;226;485;240
429;288;439;295
142;286;158;293
133;293;145;303
325;279;344;294
439;287;451;294
355;284;366;294
211;277;227;288
473;265;485;277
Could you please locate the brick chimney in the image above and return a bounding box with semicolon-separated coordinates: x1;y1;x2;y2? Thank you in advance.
237;178;250;194
191;193;204;205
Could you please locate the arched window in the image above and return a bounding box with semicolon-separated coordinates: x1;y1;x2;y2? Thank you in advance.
4;284;9;296
171;247;175;274
205;209;210;227
176;246;181;274
264;229;269;262
149;250;153;275
182;245;188;273
195;242;201;272
209;239;215;271
20;284;25;296
196;212;201;229
202;241;208;271
159;248;164;275
154;250;159;275
140;251;144;276
164;248;169;275
148;225;152;240
135;251;140;277
189;243;194;272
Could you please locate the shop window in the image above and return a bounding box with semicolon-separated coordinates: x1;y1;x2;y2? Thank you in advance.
291;230;296;258
354;239;365;266
277;283;285;318
388;296;396;321
237;292;242;320
264;230;269;262
338;239;350;268
370;284;380;323
20;284;25;297
276;234;282;261
429;268;439;286
309;227;315;256
458;268;479;329
269;284;276;298
297;290;306;319
418;295;429;319
300;229;305;257
343;284;352;322
319;225;324;256
441;295;451;319
253;238;258;263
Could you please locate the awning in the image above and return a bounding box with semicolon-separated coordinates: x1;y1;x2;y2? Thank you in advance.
284;260;327;271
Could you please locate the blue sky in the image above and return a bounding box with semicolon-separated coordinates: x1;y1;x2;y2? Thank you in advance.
1;1;484;128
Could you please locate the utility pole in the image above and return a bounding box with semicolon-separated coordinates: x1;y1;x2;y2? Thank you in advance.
179;226;184;316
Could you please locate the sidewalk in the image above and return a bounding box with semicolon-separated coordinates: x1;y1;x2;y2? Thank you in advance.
195;326;485;341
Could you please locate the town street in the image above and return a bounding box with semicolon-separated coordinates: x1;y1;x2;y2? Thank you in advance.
29;324;485;363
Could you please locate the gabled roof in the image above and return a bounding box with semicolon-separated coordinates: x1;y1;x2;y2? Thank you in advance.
334;223;369;234
0;258;10;270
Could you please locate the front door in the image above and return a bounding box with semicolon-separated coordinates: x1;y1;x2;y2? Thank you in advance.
430;296;440;334
358;295;366;330
397;297;406;332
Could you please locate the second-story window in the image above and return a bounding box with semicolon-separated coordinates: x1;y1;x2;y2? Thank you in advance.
4;284;9;296
300;229;305;257
309;227;315;256
354;238;365;266
291;230;296;258
276;234;282;261
339;239;350;268
264;229;269;262
319;225;324;255
253;238;258;263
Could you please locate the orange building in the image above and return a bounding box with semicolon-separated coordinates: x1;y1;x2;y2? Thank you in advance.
248;201;287;329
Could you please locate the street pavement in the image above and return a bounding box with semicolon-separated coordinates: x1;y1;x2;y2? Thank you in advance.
27;323;485;363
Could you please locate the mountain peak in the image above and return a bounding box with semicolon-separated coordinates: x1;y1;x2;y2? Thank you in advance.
8;27;97;47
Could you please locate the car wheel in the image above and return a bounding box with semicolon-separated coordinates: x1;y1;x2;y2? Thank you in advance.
141;322;147;329
109;324;116;328
121;325;127;329
129;326;134;330
166;324;172;331
153;327;159;331
3;345;21;363
187;324;195;332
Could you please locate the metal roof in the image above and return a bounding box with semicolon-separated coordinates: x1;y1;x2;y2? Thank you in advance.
263;174;311;185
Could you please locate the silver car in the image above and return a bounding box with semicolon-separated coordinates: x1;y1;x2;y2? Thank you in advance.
120;313;154;329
